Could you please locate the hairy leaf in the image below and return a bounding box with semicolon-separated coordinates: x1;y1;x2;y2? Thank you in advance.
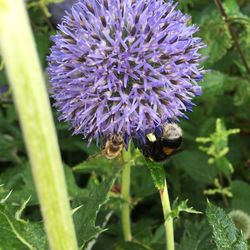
73;164;121;249
0;198;47;250
206;202;247;250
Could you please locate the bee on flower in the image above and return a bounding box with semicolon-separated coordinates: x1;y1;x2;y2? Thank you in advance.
47;0;206;158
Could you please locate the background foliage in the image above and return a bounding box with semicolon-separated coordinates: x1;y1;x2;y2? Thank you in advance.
0;0;250;249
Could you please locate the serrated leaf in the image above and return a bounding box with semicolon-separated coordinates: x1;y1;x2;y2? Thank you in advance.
0;164;38;205
73;165;121;249
0;189;12;204
206;202;247;250
199;11;232;65
15;197;31;223
171;199;202;219
0;202;47;250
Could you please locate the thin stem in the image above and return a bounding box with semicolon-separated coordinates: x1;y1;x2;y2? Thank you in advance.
218;173;229;208
121;146;132;241
0;1;78;250
214;0;250;74
160;180;174;250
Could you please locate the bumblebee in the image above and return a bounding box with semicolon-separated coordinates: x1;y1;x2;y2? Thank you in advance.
140;123;183;162
102;133;124;159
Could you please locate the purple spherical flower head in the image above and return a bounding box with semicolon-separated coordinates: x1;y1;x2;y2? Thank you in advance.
47;0;206;145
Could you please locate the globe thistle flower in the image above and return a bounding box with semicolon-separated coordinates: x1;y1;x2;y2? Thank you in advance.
48;0;206;145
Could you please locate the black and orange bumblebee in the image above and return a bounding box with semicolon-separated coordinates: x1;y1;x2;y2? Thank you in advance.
139;123;183;162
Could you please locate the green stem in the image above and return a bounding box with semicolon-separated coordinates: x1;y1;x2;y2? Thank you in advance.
121;146;132;241
0;1;78;250
160;180;174;250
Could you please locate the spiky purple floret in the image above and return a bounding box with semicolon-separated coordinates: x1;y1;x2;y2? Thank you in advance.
48;0;206;144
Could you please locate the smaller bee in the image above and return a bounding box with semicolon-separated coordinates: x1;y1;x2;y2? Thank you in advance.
102;133;125;159
140;123;183;162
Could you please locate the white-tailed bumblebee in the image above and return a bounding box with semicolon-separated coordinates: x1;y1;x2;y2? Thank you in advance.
140;123;183;162
102;133;124;159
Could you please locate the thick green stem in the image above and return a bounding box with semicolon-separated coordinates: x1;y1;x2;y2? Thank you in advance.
121;147;132;241
160;180;174;250
0;1;78;250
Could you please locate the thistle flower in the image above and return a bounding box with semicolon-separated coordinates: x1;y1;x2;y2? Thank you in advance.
48;0;206;145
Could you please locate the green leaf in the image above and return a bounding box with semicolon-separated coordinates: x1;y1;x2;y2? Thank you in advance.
34;31;50;68
233;79;250;106
201;71;244;98
73;165;121;249
204;178;232;198
73;156;113;174
196;118;239;178
223;0;241;15
131;164;156;199
63;165;89;200
170;199;202;219
215;157;233;180
0;198;47;250
173;150;217;184
178;220;215;250
146;162;165;190
0;164;38;205
231;181;250;215
150;224;165;246
199;11;232;65
0;105;24;163
202;71;227;97
206;202;247;250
